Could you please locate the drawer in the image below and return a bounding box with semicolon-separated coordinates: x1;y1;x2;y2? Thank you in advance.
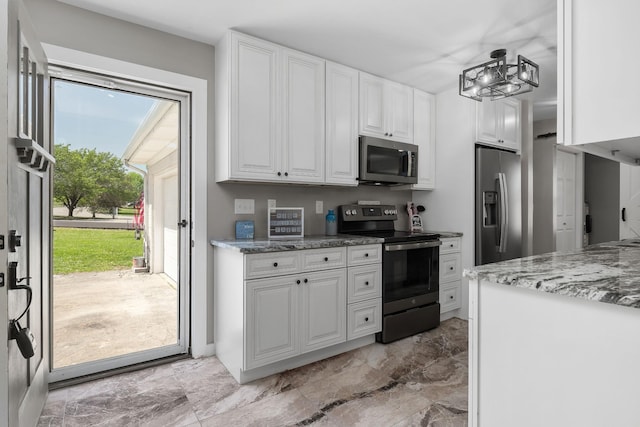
439;237;461;254
347;299;382;340
300;247;347;272
440;252;461;283
245;252;300;279
440;280;462;313
347;264;381;303
347;244;381;266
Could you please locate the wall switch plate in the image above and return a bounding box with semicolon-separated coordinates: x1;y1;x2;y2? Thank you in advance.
267;199;277;209
234;199;255;214
315;200;323;214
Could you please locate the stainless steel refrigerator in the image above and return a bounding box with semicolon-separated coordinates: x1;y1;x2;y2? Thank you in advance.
475;145;522;265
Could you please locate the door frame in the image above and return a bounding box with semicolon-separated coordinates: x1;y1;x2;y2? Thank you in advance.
48;69;192;381
42;45;212;360
555;146;584;251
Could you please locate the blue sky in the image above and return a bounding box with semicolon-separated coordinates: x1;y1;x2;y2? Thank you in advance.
53;79;156;157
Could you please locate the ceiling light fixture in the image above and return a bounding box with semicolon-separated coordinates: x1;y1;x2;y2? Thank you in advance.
459;49;539;102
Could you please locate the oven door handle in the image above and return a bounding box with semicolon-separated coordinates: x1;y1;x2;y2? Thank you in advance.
384;240;442;251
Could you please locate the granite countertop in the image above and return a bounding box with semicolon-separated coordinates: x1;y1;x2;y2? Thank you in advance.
464;239;640;309
426;231;463;239
211;234;384;254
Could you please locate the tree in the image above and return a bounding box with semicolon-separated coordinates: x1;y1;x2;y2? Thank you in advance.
53;145;95;217
53;145;140;217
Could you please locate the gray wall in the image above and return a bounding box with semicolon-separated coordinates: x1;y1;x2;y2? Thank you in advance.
23;0;413;346
584;154;620;244
532;119;556;254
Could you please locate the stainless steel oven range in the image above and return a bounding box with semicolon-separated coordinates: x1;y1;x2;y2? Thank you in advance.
338;204;441;343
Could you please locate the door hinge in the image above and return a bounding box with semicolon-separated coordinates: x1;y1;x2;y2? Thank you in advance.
0;273;4;287
0;234;4;250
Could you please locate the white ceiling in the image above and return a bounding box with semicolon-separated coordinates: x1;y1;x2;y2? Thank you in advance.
58;0;558;120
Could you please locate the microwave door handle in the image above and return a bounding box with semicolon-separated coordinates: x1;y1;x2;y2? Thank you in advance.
406;152;413;177
497;172;508;253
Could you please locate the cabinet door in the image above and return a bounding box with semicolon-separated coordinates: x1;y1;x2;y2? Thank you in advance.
282;49;325;183
300;269;347;353
476;100;500;144
325;62;358;185
359;72;386;137
500;98;521;152
231;33;281;180
413;89;436;190
386;81;414;143
245;277;298;370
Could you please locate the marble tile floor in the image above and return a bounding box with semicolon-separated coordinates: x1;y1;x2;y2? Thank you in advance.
37;317;468;427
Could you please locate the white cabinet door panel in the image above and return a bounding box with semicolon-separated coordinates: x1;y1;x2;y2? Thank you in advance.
359;73;386;137
387;81;413;143
300;270;347;353
282;49;325;182
231;34;280;179
245;278;298;370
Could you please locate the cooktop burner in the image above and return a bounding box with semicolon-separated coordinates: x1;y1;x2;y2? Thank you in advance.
337;204;439;243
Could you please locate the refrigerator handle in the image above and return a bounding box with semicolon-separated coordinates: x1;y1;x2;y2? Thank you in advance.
497;172;508;253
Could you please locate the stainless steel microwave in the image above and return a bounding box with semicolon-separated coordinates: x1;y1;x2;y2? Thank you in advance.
358;136;418;185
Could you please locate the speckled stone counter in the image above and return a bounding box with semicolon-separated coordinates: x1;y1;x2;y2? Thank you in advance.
211;235;383;254
464;239;640;309
424;231;463;239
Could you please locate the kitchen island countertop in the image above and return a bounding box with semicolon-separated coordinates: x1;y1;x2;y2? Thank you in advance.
211;235;383;254
464;239;640;309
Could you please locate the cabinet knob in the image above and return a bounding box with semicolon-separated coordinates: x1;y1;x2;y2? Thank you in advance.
450;244;454;248
284;172;288;177
365;281;369;286
364;317;369;322
364;253;369;257
450;295;454;300
324;257;329;262
450;266;454;271
296;279;301;285
273;262;278;267
277;172;282;176
389;133;393;137
384;132;389;136
304;278;308;283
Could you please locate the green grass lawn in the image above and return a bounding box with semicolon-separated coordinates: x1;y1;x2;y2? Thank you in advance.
53;228;143;274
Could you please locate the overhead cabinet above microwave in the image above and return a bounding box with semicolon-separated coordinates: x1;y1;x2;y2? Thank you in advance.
359;72;414;144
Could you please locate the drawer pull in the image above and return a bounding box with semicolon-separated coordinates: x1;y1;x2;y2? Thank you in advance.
304;278;308;283
273;262;278;267
364;253;369;257
450;244;454;248
450;266;454;271
296;280;301;285
365;281;369;286
450;295;454;300
324;257;329;262
364;317;369;322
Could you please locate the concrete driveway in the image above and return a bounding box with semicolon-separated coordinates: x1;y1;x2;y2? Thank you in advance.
52;269;177;368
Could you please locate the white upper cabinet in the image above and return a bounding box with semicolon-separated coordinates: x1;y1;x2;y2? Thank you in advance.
412;89;436;190
215;31;325;184
282;48;325;183
559;0;640;164
325;61;359;186
359;72;414;143
476;98;521;152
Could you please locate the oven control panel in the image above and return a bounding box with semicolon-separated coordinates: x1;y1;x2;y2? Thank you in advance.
338;204;398;221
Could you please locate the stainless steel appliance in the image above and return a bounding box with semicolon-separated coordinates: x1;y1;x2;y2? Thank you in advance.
358;136;418;185
338;204;440;343
475;145;522;265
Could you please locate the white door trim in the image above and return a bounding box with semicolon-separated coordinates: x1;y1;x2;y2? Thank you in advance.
42;44;213;358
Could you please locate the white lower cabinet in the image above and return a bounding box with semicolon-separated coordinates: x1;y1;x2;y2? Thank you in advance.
214;243;381;383
246;268;346;370
439;237;462;313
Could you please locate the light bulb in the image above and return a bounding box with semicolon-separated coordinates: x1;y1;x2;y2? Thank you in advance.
520;70;529;80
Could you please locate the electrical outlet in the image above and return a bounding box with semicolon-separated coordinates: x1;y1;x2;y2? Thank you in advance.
234;199;255;214
267;199;277;209
316;200;323;214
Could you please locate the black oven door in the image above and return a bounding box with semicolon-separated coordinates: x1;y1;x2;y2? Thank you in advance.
382;240;439;315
